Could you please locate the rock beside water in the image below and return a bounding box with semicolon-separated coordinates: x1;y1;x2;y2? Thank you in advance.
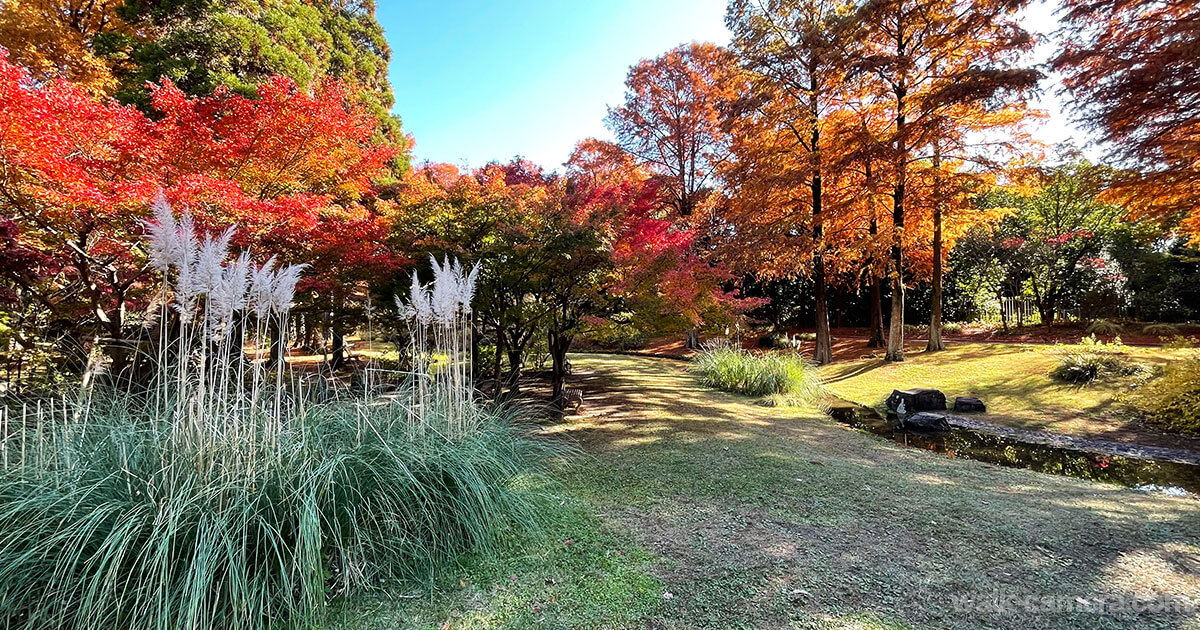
886;388;947;413
953;396;987;413
902;412;953;432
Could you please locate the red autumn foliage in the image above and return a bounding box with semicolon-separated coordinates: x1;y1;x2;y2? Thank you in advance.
0;49;401;344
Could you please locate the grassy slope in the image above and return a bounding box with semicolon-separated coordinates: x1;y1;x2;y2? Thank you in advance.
342;354;1200;629
820;342;1199;448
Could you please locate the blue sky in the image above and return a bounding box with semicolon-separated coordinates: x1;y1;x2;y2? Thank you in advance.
380;0;729;169
379;0;1078;171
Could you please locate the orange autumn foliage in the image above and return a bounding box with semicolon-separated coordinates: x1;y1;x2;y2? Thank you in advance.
1054;0;1200;239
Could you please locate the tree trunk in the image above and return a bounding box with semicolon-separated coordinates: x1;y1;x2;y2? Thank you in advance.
505;346;522;393
885;180;906;362
998;291;1010;334
231;311;247;366
549;328;573;409
493;322;505;381
927;142;945;351
105;292;131;378
329;324;346;370
810;85;832;365
868;275;885;348
865;163;885;349
269;318;286;367
1040;304;1056;330
814;258;832;364
504;328;527;394
491;320;505;400
885;72;907;363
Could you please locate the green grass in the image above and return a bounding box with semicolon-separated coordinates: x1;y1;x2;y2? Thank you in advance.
346;354;1200;629
820;342;1195;445
333;497;662;629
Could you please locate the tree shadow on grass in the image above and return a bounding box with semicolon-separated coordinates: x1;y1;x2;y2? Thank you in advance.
552;353;1200;630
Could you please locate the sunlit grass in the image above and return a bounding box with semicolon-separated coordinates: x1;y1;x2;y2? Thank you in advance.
362;353;1200;629
820;341;1190;439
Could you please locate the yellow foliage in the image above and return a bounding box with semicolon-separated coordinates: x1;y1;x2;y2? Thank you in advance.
0;0;129;95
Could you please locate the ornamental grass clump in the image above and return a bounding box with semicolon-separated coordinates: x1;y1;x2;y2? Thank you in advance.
1085;318;1123;336
691;342;825;407
0;198;554;630
1051;334;1146;384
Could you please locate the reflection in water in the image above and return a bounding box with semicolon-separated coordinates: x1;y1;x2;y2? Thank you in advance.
827;402;1200;496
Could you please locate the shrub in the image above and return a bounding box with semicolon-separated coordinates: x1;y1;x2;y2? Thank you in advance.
941;321;965;335
1085;318;1123;336
1162;335;1199;349
1051;335;1146;384
903;323;928;336
1128;357;1200;434
691;344;825;407
1142;323;1181;337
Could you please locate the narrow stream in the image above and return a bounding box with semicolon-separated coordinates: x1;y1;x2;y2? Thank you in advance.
827;401;1200;496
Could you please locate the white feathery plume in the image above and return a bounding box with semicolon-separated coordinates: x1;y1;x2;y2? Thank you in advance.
196;226;235;294
145;192;180;271
172;210;201;320
207;251;251;333
170;211;200;321
414;280;432;326
250;256;277;319
176;209;199;270
173;255;199;324
141;285;168;330
460;262;480;314
269;263;306;315
397;270;418;321
449;257;467;313
429;254;458;325
229;251;253;312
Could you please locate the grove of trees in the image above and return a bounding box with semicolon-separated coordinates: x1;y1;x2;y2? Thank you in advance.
2;0;1198;400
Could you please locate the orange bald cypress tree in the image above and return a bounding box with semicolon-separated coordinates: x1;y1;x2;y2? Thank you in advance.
724;0;859;365
855;0;1040;360
1053;0;1200;239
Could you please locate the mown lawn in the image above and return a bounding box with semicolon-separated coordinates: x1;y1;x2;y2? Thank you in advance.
820;342;1200;448
340;354;1200;629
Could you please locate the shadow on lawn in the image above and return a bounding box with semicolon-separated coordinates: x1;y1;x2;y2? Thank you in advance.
549;354;1200;630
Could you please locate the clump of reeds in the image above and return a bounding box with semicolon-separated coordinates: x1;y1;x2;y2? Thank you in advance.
141;193;308;478
691;341;826;407
0;196;554;630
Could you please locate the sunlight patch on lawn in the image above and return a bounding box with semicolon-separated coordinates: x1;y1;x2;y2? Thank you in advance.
1099;542;1200;598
